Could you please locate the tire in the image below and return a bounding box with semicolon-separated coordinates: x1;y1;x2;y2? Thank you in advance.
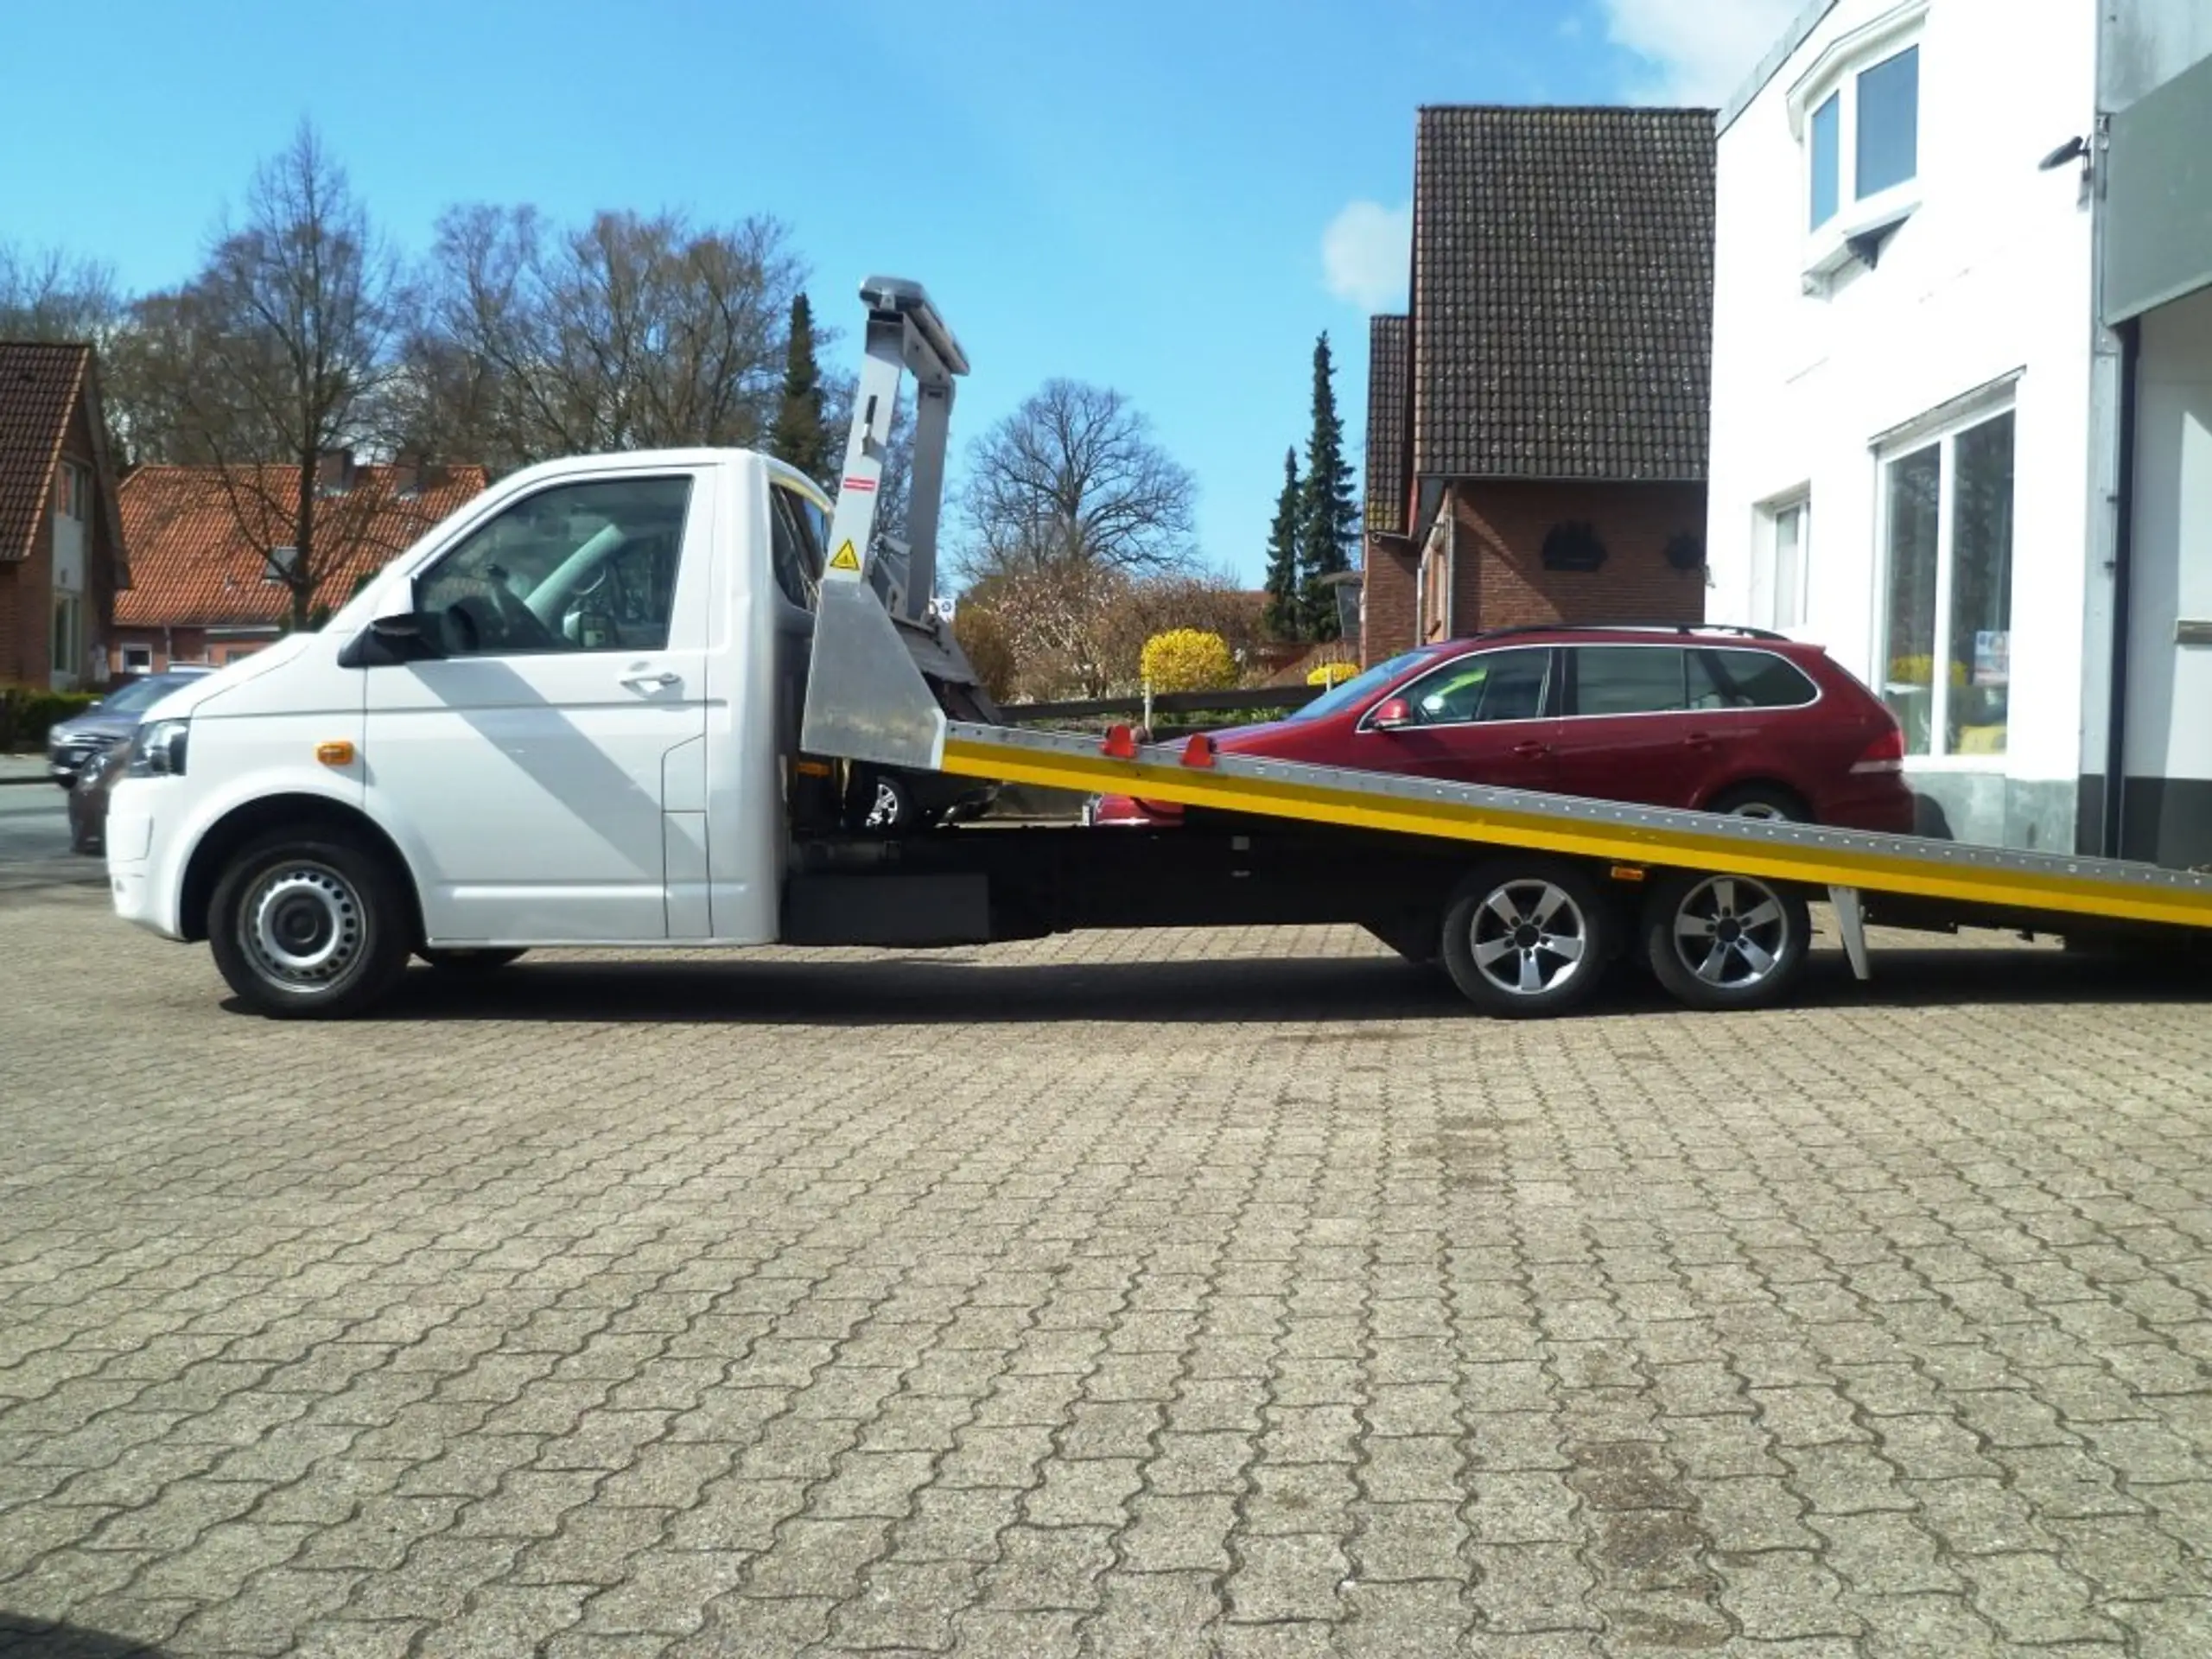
207;830;412;1019
1706;782;1808;822
1440;861;1616;1018
418;947;528;972
1641;869;1809;1012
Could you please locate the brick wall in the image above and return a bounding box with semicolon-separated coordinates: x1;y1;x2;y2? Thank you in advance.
1360;537;1421;666
0;474;58;685
1455;479;1707;633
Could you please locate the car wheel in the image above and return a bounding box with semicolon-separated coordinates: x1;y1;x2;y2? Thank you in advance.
417;947;528;972
207;831;412;1019
1707;783;1808;822
1440;861;1615;1018
1641;869;1809;1012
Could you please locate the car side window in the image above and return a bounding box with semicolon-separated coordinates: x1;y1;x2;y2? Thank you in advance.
415;476;691;657
1689;648;1819;709
1401;647;1551;724
770;486;828;611
1570;646;1689;716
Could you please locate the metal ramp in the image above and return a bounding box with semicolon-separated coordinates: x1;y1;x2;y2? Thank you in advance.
800;277;2212;963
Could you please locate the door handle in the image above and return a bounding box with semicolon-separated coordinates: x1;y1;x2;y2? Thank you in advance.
620;671;679;690
1683;732;1714;749
1511;740;1549;759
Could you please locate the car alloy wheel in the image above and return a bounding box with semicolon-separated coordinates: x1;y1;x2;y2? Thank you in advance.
1440;861;1616;1018
1641;869;1810;1012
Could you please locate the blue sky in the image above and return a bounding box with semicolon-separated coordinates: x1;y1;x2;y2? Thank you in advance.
0;0;1791;588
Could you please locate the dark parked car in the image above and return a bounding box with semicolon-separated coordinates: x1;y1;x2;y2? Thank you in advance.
46;668;213;788
67;736;131;855
1087;625;1915;834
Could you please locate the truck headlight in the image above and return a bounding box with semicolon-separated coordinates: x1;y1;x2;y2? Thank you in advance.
127;718;190;778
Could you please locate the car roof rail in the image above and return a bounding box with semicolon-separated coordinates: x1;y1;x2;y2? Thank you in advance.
1468;621;1795;644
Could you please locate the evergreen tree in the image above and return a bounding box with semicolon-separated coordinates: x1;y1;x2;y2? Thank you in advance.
1262;446;1303;640
770;292;832;481
1297;332;1359;641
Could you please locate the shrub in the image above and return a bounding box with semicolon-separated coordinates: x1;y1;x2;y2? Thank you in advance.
1306;660;1357;688
1140;628;1236;695
0;686;101;753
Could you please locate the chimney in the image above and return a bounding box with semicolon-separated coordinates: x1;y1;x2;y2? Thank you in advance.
391;448;423;498
315;448;354;494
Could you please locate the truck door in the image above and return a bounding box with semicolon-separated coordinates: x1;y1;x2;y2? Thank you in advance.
360;469;714;944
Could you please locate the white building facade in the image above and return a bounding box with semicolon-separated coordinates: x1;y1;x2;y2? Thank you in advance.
1707;0;2212;866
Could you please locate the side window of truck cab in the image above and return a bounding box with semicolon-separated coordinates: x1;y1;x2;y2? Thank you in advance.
413;476;693;657
769;486;829;611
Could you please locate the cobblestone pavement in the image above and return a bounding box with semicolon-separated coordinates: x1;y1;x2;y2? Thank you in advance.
4;887;2212;1657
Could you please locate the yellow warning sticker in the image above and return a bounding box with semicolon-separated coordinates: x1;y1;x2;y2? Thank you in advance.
829;540;861;573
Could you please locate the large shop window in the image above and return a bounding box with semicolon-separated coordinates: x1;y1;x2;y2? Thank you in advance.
1879;407;2014;759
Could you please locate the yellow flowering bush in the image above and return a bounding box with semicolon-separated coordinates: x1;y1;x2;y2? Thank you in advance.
1140;628;1236;694
1306;659;1357;688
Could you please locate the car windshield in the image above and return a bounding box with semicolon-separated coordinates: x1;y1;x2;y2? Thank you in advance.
1281;650;1436;722
98;676;189;714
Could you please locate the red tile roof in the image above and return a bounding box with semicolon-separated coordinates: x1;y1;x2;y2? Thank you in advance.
116;462;490;627
0;342;92;563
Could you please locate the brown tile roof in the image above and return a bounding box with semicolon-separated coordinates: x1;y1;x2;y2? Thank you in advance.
1412;105;1715;482
0;342;92;563
1364;315;1411;537
116;462;490;628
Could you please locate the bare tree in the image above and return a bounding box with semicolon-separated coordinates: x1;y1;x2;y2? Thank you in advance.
953;379;1198;582
124;121;410;627
405;203;804;470
0;243;124;343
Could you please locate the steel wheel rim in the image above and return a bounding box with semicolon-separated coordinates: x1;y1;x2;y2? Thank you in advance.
1469;878;1589;998
241;861;366;993
1669;874;1792;990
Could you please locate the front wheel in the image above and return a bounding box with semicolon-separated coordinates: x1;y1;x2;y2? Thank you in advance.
1440;861;1616;1018
1641;870;1809;1012
207;832;412;1019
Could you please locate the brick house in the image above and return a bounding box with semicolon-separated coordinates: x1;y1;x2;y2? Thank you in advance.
1360;105;1718;665
0;342;130;689
115;456;489;671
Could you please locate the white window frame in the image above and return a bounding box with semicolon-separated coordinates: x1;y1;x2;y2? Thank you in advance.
1788;1;1926;281
1872;392;2017;769
51;593;82;679
119;643;155;674
1751;492;1812;632
263;544;299;585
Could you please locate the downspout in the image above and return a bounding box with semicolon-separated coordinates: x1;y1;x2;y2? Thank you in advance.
2102;314;2139;860
1444;483;1459;638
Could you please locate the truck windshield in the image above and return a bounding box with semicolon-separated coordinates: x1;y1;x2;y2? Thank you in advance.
1280;650;1433;722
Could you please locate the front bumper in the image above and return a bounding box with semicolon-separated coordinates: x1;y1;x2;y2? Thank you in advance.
104;781;183;939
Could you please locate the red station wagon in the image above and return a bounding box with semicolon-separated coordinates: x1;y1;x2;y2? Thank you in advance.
1090;625;1915;833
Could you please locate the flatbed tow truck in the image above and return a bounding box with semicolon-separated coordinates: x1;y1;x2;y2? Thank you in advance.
101;279;2212;1019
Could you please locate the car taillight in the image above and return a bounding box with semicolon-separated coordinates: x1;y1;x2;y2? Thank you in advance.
1852;726;1905;774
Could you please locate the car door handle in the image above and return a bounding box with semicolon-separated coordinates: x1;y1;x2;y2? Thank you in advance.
620;671;679;690
1511;740;1550;758
1683;732;1715;749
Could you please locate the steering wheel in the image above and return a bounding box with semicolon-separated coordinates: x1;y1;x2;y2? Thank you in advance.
480;578;559;650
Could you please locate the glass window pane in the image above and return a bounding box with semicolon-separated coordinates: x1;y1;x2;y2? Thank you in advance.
1774;504;1805;627
1690;649;1819;709
1882;445;1942;755
1948;411;2015;756
1856;46;1919;198
1571;647;1688;716
1810;92;1841;228
416;475;691;656
1402;647;1550;724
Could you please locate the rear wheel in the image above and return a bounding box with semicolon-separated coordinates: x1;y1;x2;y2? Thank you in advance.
1707;782;1808;822
1440;861;1615;1018
1641;870;1808;1011
207;831;412;1019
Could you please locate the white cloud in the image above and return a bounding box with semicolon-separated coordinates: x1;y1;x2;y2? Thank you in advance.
1320;200;1412;311
1599;0;1802;104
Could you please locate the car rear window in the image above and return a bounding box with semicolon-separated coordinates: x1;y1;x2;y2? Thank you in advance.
1689;648;1819;709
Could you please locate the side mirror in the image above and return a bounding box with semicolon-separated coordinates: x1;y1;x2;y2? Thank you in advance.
340;610;443;669
369;611;429;641
1369;696;1416;731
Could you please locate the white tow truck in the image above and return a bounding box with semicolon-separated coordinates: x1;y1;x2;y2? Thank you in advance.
103;279;2212;1019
